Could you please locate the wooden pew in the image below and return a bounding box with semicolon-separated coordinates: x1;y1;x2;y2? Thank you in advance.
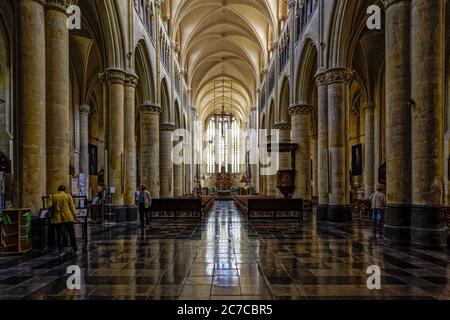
148;198;203;220
233;196;302;220
246;198;303;220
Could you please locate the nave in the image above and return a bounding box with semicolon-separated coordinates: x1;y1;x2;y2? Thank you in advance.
0;202;448;300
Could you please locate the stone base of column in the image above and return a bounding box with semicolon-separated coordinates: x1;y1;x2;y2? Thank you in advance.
410;205;447;250
384;205;411;247
316;205;328;221
327;205;352;223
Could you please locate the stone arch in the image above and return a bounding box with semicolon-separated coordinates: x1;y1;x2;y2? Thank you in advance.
135;39;156;104
268;99;276;130
326;0;376;68
0;7;12;160
278;77;290;124
96;0;127;68
295;38;318;104
160;78;171;124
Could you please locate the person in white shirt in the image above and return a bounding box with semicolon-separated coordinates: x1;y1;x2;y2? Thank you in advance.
370;187;386;226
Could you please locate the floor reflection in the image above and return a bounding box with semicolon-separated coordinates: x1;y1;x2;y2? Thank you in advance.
0;201;448;300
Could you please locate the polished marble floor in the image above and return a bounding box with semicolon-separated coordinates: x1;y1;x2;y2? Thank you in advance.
0;201;448;300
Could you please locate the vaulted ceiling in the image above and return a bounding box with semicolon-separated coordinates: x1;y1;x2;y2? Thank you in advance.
167;0;282;125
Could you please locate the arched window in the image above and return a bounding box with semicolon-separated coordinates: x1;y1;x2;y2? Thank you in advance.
206;115;240;174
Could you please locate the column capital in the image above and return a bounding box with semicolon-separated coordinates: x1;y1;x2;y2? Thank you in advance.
79;105;91;114
46;0;77;14
382;0;410;10
315;71;328;86
287;0;297;9
250;106;257;112
325;68;353;84
154;0;162;9
274;122;291;130
100;68;126;84
160;123;177;132
124;73;139;87
364;103;375;112
139;103;162;114
289;104;313;115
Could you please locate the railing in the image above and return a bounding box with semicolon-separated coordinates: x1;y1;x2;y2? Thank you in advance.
296;0;318;41
133;0;155;41
174;59;181;96
160;19;171;73
279;23;290;72
260;85;266;111
268;60;275;96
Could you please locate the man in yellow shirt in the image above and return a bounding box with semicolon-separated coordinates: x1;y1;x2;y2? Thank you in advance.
51;185;78;256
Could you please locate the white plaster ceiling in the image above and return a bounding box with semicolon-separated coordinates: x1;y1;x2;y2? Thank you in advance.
169;0;277;124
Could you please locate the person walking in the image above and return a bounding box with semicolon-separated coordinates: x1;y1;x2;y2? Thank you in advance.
51;185;78;256
370;187;386;227
136;185;152;228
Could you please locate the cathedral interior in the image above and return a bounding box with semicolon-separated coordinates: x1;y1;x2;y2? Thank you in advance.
0;0;449;301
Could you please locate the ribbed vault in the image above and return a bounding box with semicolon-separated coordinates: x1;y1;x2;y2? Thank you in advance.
169;0;278;125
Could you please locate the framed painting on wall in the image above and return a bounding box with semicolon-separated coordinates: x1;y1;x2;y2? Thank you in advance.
352;144;363;176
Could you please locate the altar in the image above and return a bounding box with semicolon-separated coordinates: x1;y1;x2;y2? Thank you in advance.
215;167;232;196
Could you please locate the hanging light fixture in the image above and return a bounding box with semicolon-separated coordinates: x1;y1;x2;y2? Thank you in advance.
220;74;227;138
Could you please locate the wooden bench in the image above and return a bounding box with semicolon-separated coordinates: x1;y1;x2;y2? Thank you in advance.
233;196;272;215
248;198;303;220
149;198;203;220
151;196;216;220
233;196;303;220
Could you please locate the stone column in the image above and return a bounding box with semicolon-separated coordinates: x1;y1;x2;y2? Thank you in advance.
364;103;375;198
326;68;353;223
101;68;126;204
383;0;412;246
124;73;138;205
160;123;176;197
79;105;90;197
18;0;46;212
139;104;162;198
315;72;329;220
173;136;183;197
410;0;446;249
289;105;312;201
266;132;279;197
312;135;319;198
274;123;291;198
46;0;70;195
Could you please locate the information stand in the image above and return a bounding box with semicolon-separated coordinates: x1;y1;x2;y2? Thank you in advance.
40;195;89;250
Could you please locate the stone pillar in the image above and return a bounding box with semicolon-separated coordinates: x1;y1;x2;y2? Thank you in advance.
364;103;375;199
79;105;90;198
139;104;162;198
383;0;412;246
410;0;446;249
18;0;46;212
124;73;138;205
289;105;312;201
315;72;329;220
326;68;353;222
266;132;279;197
312;135;319;198
46;0;70;195
274;123;291;197
173;137;183;197
160;123;176;197
101;68;126;204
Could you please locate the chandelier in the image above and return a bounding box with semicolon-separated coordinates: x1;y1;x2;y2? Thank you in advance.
212;73;233;138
